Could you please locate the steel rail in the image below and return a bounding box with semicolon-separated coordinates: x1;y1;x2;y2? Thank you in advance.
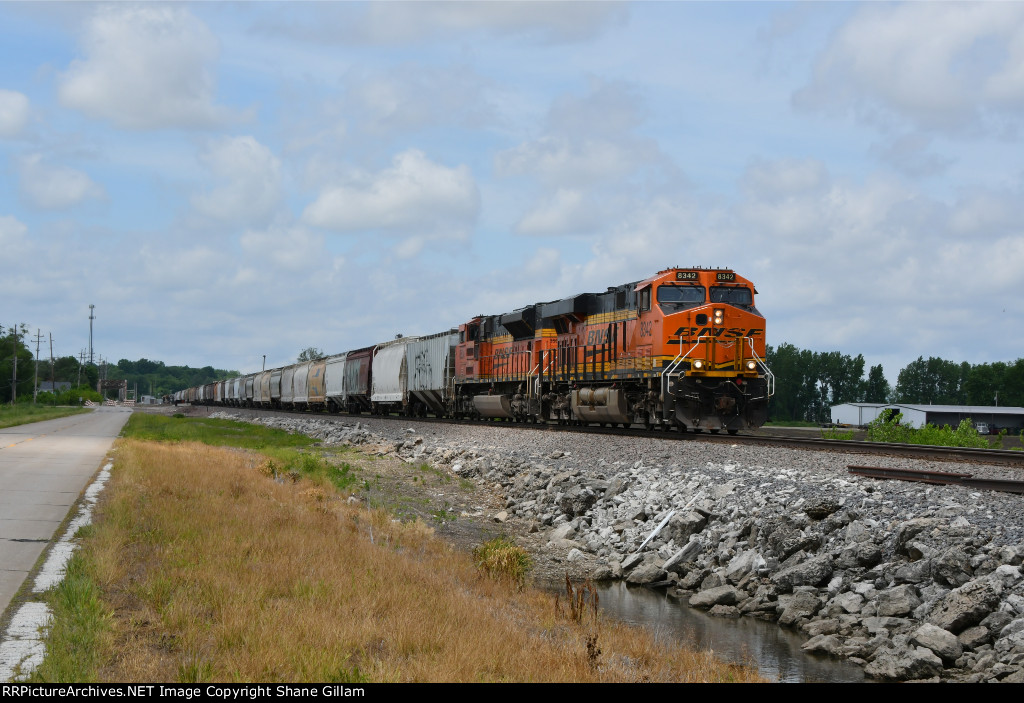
847;465;1024;494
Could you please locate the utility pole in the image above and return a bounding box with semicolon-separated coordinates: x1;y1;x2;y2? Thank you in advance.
9;324;16;405
49;333;54;396
77;349;85;387
88;304;95;366
33;329;43;402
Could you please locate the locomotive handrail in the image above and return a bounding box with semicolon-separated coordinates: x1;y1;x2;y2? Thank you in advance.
665;337;703;378
746;337;775;397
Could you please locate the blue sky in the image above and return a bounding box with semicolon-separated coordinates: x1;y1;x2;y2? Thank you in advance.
2;2;1022;381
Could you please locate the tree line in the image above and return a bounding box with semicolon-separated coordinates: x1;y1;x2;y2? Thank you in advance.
766;343;1024;423
2;325;238;402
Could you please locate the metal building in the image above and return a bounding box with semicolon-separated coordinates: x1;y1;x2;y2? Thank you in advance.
831;403;1024;431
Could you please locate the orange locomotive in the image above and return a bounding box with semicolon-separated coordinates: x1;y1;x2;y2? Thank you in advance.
451;267;773;434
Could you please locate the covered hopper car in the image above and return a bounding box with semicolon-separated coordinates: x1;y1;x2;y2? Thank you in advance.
176;267;773;434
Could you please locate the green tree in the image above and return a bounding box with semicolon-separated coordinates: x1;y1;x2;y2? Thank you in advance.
0;324;33;403
767;343;824;422
864;364;891;403
894;356;969;404
297;347;326;362
817;351;867;407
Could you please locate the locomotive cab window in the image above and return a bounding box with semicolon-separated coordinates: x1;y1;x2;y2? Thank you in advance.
657;284;705;312
639;288;651;312
710;286;753;306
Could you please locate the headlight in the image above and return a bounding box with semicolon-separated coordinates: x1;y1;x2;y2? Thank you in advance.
713;309;724;324
746;360;757;371
693;360;704;370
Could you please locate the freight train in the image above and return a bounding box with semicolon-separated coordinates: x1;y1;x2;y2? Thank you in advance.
175;267;774;434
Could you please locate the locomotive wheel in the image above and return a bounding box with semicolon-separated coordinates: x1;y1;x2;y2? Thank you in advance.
710;429;720;434
728;429;739;435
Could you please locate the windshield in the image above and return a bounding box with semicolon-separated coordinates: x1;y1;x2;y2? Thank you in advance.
710;286;753;305
657;285;705;305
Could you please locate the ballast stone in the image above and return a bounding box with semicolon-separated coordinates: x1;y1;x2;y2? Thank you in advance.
911;623;963;664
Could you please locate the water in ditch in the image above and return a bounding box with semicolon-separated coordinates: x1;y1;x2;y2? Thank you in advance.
593;581;867;683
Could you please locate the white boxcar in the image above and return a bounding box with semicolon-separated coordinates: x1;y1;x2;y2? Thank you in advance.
325;353;348;409
250;370;262;405
281;366;296;407
406;330;458;415
293;362;312;406
372;337;417;408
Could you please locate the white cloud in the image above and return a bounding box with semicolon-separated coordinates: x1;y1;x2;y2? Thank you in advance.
796;3;1024;133
58;5;238;130
239;226;327;274
0;90;29;138
0;215;28;252
869;133;953;178
302;149;479;233
496;136;655;187
495;78;679;241
546;79;645;136
255;1;628;46
742;158;829;198
346;63;494;135
17;154;104;210
192;136;283;226
515;188;597;235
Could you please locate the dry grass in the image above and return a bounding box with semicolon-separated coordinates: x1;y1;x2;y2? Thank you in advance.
79;439;764;683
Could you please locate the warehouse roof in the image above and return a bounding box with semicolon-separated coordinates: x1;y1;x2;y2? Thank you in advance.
832;402;1024;414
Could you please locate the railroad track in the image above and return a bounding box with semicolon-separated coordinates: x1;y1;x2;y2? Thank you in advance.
187;404;1024;468
848;465;1024;494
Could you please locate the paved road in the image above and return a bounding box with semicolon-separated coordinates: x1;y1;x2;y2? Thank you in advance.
0;407;131;618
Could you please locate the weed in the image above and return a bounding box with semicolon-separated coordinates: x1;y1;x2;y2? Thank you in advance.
325;666;368;683
820;428;854;440
585;633;602;670
555;573;600;627
866;413;988;448
177;653;214;683
429;505;457;525
473;537;531;587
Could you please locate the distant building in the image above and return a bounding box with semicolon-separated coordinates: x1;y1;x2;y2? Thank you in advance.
37;382;71;394
831;402;1024;431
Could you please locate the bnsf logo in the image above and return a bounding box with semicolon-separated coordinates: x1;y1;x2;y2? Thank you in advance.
673;327;763;339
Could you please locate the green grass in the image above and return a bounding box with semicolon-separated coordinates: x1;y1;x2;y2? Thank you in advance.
0;405;90;429
122;413;315;450
27;551;111;682
820;428;854;440
122;413;361;492
412;462;451;484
